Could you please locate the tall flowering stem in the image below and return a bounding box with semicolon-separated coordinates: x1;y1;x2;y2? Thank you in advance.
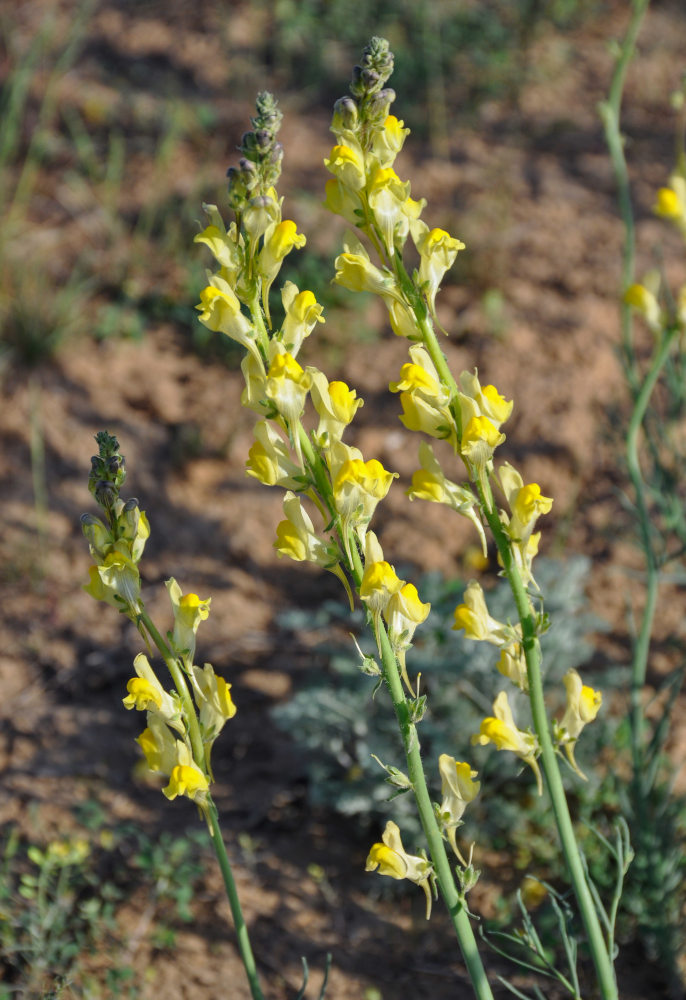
190;36;626;998
320;37;616;999
81;432;265;1000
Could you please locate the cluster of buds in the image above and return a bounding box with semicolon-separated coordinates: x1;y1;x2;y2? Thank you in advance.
82;431;148;618
82;432;236;816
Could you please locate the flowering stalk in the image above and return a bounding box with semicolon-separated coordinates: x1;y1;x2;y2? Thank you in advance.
320;38;616;998
194;67;494;997
190;37;631;998
81;431;265;1000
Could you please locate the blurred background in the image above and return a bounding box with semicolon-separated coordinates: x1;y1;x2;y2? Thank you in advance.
1;1;685;998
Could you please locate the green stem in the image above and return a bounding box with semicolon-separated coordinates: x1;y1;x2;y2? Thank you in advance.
597;0;650;395
375;625;493;1000
625;325;680;765
404;237;618;997
482;499;618;1000
207;798;265;1000
138;609;206;770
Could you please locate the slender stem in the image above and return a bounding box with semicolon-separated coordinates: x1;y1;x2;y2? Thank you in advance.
400;210;619;997
481;500;618;999
625;325;679;764
207;798;265;1000
375;625;494;1000
597;0;650;394
138;609;206;770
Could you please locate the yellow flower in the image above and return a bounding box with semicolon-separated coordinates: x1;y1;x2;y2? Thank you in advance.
278;282;325;357
123;653;184;731
498;464;553;586
333;455;397;544
309;370;363;447
472;691;542;794
624;282;661;332
193;204;244;281
333;238;403;301
191;663;237;748
274;492;330;565
459;370;513;428
258;220;307;321
260;220;307;272
411;220;465;314
653;174;686;232
166;578;211;667
369;114;411;168
324;143;366;191
406;442;487;555
84;546;141;614
245;419;303;489
384;582;431;691
265;351;312;430
137;713;178;775
365;820;434;919
437;754;480;863
360;557;404;640
497;644;529;692
163;741;210;806
387;300;420;339
452;580;515;646
557;669;602;778
366;166;412;252
389;347;456;444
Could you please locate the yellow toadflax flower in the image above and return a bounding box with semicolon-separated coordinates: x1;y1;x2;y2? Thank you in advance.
191;663;237;753
369;114;411;169
384;581;431;692
324;142;367;191
258;220;307;321
278;282;325;357
137;713;178;775
246;419;303;489
624;282;661;333
389;346;457;444
472;691;542;794
557;668;602;778
407;442;487;556
498;464;553;586
365;820;434;919
333;237;404;302
84;545;141;616
411;220;465;316
309;370;363;447
166;578;211;667
265;350;313;435
163;741;210;808
196;282;260;364
366;166;413;253
437;754;480;864
653;174;686;235
332;452;397;547
123;653;185;733
453;580;517;647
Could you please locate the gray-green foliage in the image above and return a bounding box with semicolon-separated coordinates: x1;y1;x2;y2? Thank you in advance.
0;819;209;998
272;555;606;842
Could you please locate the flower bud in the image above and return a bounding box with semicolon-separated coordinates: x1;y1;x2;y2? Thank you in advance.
332;96;358;132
